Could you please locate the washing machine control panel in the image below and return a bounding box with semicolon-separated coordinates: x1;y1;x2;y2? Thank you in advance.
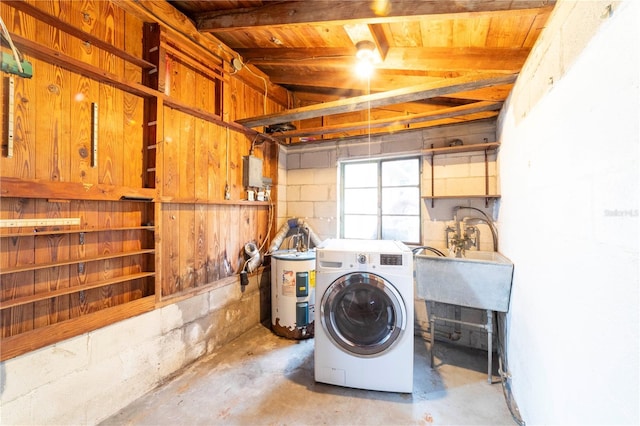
380;253;403;266
356;253;368;264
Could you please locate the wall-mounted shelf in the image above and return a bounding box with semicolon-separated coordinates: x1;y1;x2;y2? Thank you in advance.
0;249;155;275
157;197;271;206
422;141;499;155
0;226;155;238
0;177;156;202
424;141;500;207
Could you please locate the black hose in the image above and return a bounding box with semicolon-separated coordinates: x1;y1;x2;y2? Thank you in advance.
412;246;446;257
496;312;526;426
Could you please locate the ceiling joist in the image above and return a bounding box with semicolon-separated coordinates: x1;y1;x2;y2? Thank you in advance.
195;1;556;32
272;100;504;140
236;73;518;128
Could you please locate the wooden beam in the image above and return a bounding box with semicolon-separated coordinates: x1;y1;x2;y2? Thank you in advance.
236;73;517;128
3;0;155;70
238;47;529;73
273;101;503;139
195;1;556;32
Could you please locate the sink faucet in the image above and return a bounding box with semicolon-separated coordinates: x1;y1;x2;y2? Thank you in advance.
447;227;475;257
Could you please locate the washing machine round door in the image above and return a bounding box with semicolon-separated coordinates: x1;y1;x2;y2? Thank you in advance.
320;272;406;357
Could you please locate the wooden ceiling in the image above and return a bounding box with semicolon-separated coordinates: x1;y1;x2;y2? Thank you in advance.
168;0;556;143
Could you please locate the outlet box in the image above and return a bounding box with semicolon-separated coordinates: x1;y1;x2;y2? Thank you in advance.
243;155;263;188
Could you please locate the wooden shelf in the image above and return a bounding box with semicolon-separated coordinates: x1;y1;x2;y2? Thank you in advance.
1;249;155;275
422;195;501;200
424;142;500;207
0;177;156;202
422;141;499;155
0;272;156;310
0;226;155;238
158;197;271;206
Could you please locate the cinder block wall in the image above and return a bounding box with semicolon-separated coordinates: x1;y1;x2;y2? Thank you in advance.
0;274;268;425
283;121;502;350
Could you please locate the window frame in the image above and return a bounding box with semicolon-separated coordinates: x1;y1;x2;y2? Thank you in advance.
339;156;421;244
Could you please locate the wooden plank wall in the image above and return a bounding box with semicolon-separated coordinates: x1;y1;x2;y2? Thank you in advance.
0;0;281;359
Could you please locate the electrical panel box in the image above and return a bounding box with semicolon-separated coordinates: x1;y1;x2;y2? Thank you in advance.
243;155;263;188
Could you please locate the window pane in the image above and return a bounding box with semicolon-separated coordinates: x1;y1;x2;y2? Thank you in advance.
344;188;378;214
343;215;378;239
382;159;419;186
382;215;420;242
344;162;377;188
381;187;419;215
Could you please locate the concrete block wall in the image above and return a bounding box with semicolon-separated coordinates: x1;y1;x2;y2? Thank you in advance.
496;1;639;423
284;121;500;350
0;273;268;425
283;146;338;242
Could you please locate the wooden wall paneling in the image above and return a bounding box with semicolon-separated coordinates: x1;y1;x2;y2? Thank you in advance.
120;201;137;302
1;73;36;178
70;199;99;317
194;203;207;286
0;198;35;337
33;200;71;328
96;1;125;187
0;0;37;174
219;205;232;277
178;112;196;200
111;203;125;306
69;73;99;184
205;204;219;282
97;201;114;309
194;119;208;201
205;124;220;201
34;60;70;182
179;204;196;291
160;204;180;297
122;13;144;189
162;107;179;197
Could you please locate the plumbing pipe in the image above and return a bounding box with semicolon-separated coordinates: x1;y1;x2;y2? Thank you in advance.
244;242;261;273
268;218;322;253
453;205;499;251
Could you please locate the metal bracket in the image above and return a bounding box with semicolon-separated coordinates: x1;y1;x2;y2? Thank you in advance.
91;102;98;167
6;76;14;158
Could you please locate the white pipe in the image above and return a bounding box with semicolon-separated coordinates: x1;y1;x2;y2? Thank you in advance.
244;242;261;273
268;218;322;253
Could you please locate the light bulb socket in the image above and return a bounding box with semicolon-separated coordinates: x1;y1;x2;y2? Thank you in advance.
355;40;376;60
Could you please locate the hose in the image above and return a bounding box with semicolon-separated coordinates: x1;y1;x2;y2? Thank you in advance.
412;246;447;257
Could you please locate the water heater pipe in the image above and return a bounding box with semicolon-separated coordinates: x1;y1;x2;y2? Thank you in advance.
268;218;322;253
244;242;262;273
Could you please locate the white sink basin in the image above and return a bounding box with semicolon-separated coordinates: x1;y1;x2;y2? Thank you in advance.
414;249;514;312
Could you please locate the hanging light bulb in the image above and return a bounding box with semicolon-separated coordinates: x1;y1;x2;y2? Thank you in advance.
355;40;376;79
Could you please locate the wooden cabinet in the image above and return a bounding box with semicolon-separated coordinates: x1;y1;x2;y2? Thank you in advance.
422;141;500;207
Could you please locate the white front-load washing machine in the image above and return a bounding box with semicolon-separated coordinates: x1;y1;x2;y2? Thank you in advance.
314;238;414;393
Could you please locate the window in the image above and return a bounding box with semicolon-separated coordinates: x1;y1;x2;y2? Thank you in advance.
340;157;420;244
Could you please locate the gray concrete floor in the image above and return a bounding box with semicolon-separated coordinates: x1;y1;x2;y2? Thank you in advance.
102;324;515;425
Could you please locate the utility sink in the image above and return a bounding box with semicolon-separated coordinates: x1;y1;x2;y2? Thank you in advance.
415;249;514;312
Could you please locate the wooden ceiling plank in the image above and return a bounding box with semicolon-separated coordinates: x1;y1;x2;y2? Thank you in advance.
196;1;556;32
236;73;517;127
239;46;529;73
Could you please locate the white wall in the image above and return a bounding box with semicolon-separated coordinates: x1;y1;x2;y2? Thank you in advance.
497;0;639;424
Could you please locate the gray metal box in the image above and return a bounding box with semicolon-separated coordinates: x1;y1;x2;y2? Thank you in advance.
243;155;263;188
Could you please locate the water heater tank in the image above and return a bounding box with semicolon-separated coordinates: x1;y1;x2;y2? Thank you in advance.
271;250;316;339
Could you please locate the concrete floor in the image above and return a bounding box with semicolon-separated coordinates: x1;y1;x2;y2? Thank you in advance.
102;324;515;425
